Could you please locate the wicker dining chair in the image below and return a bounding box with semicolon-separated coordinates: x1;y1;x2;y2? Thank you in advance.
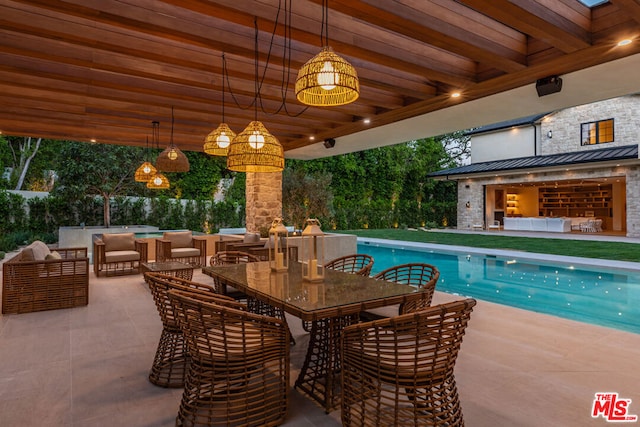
143;272;245;388
360;262;440;321
302;253;375;332
209;250;260;296
325;253;374;276
167;289;290;427
341;298;477;427
210;250;296;345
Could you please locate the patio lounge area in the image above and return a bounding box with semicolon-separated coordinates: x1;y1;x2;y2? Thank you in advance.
1;257;639;426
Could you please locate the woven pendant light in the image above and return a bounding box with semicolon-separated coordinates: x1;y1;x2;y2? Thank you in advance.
146;120;170;190
227;121;284;172
204;123;236;156
226;19;284;173
296;46;359;106
295;0;359;106
156;107;189;172
146;172;170;189
134;161;157;182
134;136;157;182
204;54;236;156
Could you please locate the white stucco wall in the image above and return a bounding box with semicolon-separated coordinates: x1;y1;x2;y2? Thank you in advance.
471;125;537;163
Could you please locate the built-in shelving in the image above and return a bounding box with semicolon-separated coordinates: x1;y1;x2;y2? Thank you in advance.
506;193;519;216
538;185;612;217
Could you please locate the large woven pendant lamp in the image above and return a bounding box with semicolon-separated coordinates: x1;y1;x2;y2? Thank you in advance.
156;107;190;172
204;54;236;156
134;137;157;182
147;121;170;190
227;20;284;173
295;0;359;106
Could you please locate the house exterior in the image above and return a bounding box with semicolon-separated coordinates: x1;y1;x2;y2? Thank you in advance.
430;94;640;237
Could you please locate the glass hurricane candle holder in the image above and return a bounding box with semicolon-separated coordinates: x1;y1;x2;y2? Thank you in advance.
301;218;325;282
268;218;289;272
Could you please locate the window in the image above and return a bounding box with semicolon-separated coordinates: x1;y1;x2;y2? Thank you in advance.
581;119;614;145
576;0;608;7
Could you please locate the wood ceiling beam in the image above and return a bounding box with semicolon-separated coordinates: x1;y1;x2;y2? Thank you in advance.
321;0;527;73
459;0;591;53
159;0;477;85
609;0;640;26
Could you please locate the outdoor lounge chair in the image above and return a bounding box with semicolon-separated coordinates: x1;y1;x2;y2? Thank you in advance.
168;289;290;427
341;298;477;427
93;232;148;277
2;241;89;314
155;230;207;267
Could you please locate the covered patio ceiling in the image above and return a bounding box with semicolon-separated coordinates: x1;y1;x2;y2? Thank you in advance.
1;0;639;160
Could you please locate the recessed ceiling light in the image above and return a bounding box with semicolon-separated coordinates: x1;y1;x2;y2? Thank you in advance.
363;118;371;124
309;136;315;141
90;139;96;143
617;39;632;47
451;92;461;98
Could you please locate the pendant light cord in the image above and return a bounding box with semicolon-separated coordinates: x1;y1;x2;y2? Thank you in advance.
170;106;175;145
221;53;226;123
321;0;328;46
254;17;259;122
152;120;160;150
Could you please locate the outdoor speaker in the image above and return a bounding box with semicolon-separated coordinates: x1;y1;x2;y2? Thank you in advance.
536;76;563;97
323;138;336;149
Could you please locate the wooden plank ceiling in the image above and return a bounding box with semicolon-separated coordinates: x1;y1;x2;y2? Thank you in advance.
0;0;639;156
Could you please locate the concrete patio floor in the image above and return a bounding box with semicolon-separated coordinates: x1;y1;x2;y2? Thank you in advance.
1;255;639;426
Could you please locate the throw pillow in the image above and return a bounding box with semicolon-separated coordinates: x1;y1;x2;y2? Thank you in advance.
46;251;62;260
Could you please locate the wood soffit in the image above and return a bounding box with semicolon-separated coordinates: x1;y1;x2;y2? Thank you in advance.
0;0;639;156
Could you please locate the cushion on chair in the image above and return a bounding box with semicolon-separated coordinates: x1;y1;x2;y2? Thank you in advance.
163;231;193;248
21;247;35;261
171;247;200;258
105;250;141;263
243;232;261;243
22;240;51;261
45;250;62;260
102;233;136;252
44;250;63;274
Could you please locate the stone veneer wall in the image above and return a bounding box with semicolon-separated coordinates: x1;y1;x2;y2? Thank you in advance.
458;181;485;228
245;171;283;233
540;94;640;155
626;167;640;237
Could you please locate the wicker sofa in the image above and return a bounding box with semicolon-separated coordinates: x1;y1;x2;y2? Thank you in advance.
2;241;89;314
93;232;149;277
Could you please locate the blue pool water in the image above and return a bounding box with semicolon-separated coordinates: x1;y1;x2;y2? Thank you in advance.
358;241;640;334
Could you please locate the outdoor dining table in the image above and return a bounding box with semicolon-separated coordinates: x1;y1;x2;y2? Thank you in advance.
202;261;418;413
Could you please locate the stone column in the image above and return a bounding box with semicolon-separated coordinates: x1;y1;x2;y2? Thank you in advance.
245;171;283;234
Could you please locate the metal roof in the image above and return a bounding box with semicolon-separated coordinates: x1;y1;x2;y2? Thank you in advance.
429;145;638;178
465;113;550;136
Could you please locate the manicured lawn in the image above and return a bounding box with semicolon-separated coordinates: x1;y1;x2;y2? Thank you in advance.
339;229;640;263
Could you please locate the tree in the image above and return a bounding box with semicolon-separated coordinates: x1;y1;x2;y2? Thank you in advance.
282;168;333;231
3;136;43;190
53;142;142;227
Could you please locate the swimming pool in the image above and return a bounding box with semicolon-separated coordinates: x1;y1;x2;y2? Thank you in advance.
359;239;640;334
134;230;206;239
